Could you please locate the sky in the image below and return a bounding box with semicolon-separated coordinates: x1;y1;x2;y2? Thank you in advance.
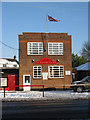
1;2;88;60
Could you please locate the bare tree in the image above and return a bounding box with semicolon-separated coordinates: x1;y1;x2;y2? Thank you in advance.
81;41;90;61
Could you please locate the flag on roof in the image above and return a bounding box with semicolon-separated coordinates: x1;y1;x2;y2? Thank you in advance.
48;15;60;22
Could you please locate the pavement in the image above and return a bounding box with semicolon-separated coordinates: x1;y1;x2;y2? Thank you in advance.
0;90;90;101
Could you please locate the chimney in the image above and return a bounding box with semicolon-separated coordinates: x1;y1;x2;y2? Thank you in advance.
14;55;16;60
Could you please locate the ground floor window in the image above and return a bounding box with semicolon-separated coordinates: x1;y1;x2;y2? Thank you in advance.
33;66;42;78
48;66;64;78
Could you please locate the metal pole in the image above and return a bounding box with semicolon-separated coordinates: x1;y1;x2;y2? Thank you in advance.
43;85;44;97
4;87;5;98
46;13;48;52
46;13;48;33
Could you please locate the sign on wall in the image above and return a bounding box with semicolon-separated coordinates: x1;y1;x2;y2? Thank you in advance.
65;71;71;75
0;78;8;87
42;72;48;80
35;58;57;64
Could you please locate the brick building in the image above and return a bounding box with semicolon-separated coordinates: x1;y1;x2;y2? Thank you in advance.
19;32;72;91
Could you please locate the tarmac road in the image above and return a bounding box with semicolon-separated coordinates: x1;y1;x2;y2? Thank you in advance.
2;99;90;120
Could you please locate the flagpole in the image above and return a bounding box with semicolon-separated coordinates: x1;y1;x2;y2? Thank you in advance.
46;13;48;52
46;13;48;33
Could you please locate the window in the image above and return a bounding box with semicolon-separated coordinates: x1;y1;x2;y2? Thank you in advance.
27;42;43;55
3;64;6;67
13;65;17;67
25;76;30;83
33;66;42;78
48;42;63;55
48;66;64;78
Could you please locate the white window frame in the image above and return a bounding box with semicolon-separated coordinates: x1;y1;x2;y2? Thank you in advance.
48;66;64;78
33;66;42;79
27;42;43;55
48;42;63;55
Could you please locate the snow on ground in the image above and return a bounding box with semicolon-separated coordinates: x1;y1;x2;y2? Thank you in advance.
0;90;90;101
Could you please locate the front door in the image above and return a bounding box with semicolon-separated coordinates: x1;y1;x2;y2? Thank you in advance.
8;75;15;91
23;75;31;91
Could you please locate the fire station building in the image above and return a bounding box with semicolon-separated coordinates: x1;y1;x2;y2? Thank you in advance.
19;32;72;91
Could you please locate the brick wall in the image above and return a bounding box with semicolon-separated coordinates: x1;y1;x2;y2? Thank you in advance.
19;32;72;90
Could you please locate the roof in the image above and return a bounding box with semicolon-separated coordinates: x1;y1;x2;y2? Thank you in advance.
6;58;19;64
19;32;71;37
76;62;90;71
0;58;19;69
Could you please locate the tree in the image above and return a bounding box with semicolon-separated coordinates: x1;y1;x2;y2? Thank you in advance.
81;41;90;61
72;53;86;68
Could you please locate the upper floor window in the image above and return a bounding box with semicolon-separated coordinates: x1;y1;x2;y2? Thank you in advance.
48;42;63;55
27;42;43;55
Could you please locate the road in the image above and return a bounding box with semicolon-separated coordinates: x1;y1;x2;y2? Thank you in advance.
2;99;90;119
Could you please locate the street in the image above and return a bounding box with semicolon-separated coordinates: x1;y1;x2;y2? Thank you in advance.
2;99;90;120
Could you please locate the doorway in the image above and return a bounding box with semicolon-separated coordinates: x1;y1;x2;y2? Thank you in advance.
23;75;31;91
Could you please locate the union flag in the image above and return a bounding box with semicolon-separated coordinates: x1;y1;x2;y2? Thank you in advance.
48;15;60;22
